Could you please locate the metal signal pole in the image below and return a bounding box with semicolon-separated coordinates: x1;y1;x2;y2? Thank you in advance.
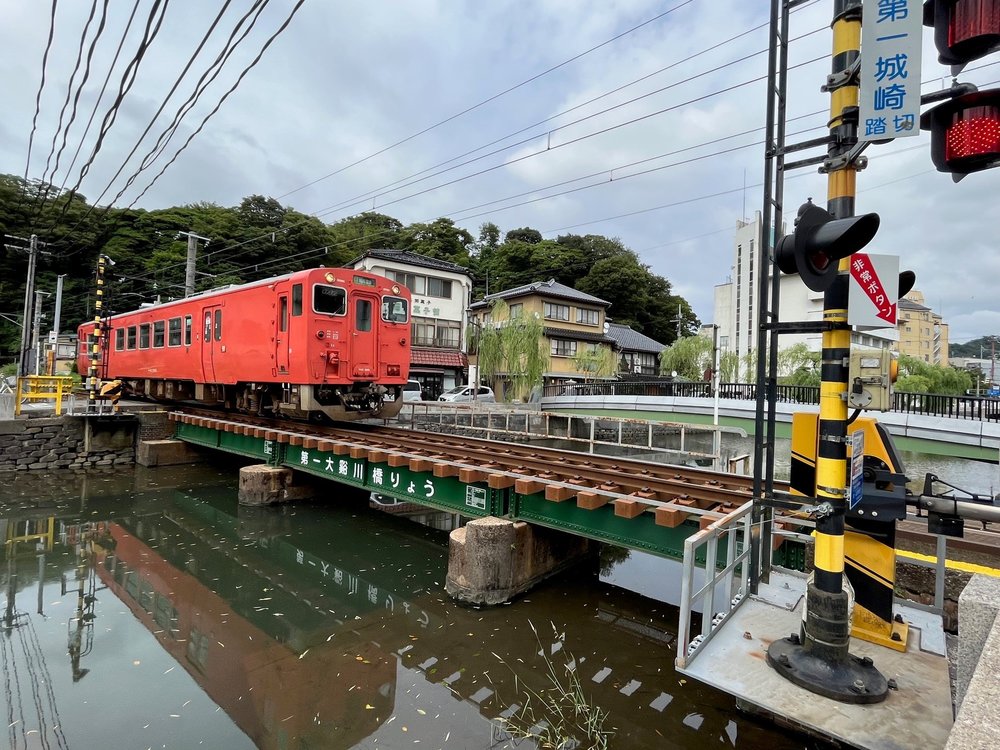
766;0;888;703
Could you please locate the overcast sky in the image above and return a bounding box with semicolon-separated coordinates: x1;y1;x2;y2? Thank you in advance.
1;0;997;343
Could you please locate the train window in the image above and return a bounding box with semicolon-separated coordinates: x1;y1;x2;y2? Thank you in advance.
153;321;165;348
168;318;182;346
292;284;303;316
139;324;151;349
184;315;192;346
204;313;212;341
314;285;347;315
127;326;136;350
115;328;125;351
381;296;409;324
279;296;288;332
214;309;222;341
356;299;372;332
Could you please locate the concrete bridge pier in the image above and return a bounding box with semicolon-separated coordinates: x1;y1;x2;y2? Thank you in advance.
445;516;596;605
238;465;314;507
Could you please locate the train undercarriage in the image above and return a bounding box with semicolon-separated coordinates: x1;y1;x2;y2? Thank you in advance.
120;378;404;421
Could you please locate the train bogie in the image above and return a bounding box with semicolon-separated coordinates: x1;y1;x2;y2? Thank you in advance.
77;268;412;420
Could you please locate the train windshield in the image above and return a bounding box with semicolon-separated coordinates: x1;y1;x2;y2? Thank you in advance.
313;285;346;315
381;296;408;324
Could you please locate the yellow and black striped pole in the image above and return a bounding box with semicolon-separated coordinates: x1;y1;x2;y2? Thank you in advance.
767;0;888;703
88;255;108;411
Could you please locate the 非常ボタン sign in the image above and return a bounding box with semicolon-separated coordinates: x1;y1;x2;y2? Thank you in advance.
848;252;900;329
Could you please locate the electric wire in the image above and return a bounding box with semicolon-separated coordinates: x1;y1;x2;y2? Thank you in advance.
80;0;238;211
37;0;111;208
275;0;698;200
21;0;60;195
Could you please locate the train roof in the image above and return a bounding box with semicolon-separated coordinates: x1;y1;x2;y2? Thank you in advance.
92;267;392;323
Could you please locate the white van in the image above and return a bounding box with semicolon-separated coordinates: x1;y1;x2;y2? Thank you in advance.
401;380;423;402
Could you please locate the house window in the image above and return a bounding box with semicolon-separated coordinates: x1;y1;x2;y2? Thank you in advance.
509;303;523;318
550;339;577;357
544;302;569;321
576;308;599;325
426;277;452;299
412;317;460;348
412;318;436;347
388;270;426;295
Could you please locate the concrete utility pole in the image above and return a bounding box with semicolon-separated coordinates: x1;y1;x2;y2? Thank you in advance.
31;290;50;376
7;234;47;377
177;231;211;297
50;274;66;375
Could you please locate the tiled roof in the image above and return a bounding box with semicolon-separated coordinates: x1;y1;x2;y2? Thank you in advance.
350;248;470;274
605;323;667;353
411;348;467;368
543;326;611;344
898;297;931;311
469;279;609;309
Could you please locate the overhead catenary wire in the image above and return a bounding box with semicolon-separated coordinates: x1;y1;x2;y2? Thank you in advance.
275;0;698;200
30;0;110;226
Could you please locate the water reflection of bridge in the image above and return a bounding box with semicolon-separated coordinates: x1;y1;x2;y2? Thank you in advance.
94;490;799;750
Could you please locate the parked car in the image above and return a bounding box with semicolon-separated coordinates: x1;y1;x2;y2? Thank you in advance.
438;385;495;403
401;379;423;402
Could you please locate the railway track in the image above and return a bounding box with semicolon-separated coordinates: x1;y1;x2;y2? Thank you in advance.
172;408;1000;559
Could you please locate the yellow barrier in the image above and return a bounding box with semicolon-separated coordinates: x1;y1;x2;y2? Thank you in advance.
14;375;75;416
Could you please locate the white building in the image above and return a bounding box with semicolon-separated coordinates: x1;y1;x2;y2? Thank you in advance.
713;212;896;380
349;249;473;399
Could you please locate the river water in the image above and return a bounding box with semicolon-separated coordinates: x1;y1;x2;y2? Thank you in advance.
0;457;841;750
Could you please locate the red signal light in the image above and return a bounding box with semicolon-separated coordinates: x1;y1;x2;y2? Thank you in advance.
925;0;1000;66
944;103;1000;163
921;89;1000;178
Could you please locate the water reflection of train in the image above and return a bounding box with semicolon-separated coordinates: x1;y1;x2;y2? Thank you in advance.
87;490;798;750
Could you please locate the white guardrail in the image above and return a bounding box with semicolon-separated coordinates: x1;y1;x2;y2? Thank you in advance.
675;502;817;670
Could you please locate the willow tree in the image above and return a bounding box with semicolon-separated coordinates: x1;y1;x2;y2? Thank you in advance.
572;345;618;381
472;299;549;402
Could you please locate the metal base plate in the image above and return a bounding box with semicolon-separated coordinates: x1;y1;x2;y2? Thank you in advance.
677;572;953;749
767;637;888;704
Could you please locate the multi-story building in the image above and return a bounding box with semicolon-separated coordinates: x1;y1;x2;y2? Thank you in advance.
897;291;949;365
348;249;473;399
468;279;615;395
713;212;897;379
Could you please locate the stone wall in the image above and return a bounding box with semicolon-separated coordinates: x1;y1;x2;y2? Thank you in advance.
0;412;169;471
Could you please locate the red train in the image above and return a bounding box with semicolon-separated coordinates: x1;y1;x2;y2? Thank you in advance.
76;267;412;420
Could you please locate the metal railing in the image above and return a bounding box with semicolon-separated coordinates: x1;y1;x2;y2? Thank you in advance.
544;380;1000;421
14;375;75;416
400;401;727;467
675;502;816;670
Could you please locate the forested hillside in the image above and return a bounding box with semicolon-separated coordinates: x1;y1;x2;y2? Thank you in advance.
1;174;698;357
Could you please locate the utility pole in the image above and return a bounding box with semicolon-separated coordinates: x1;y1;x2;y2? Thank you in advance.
177;231;211;297
7;234;49;377
31;290;50;376
50;274;66;375
674;303;683;339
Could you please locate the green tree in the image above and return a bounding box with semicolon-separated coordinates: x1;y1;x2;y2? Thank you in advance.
659;335;712;380
473;299;549;402
572;345;618;382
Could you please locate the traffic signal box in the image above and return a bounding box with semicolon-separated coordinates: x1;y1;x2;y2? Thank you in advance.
921;1;1000;178
790;412;910;651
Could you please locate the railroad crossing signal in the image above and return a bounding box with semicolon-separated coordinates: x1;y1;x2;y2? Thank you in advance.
774;201;880;293
921;1;1000;178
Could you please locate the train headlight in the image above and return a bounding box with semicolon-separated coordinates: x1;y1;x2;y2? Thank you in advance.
325;272;336;283
392;285;400;295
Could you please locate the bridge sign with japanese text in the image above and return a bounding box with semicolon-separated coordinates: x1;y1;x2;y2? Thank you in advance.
848;252;900;329
859;0;923;143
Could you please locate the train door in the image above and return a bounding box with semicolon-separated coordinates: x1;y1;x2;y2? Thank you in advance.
351;291;377;378
275;290;290;375
201;305;220;381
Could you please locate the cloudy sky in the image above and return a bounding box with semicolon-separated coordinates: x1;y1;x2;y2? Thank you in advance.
1;0;997;342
